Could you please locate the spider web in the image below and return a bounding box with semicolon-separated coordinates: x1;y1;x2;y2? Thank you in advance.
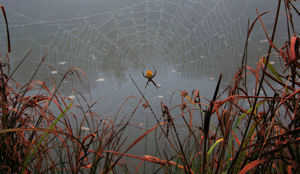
0;0;281;98
0;1;298;161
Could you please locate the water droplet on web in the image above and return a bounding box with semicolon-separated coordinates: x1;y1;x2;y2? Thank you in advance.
269;61;275;65
81;126;90;131
68;95;75;99
91;53;96;60
59;61;67;65
260;39;268;43
223;41;229;46
96;78;105;82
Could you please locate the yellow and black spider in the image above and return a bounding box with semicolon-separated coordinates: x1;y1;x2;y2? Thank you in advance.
142;67;159;88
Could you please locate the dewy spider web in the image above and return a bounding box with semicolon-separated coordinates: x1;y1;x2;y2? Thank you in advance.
0;0;279;93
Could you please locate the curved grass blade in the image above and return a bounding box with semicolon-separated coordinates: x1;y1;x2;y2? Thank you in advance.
207;138;224;156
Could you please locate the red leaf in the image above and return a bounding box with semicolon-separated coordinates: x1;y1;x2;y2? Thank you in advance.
290;35;299;60
287;165;293;174
231;131;241;146
239;158;269;174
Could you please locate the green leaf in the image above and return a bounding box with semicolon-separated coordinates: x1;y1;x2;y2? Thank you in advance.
263;58;283;83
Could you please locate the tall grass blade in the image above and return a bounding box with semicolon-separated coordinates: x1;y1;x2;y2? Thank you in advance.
0;5;10;53
203;74;222;173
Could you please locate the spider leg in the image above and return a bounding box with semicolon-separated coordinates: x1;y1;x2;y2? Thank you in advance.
151;80;159;88
145;80;150;88
152;68;156;78
142;71;147;78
